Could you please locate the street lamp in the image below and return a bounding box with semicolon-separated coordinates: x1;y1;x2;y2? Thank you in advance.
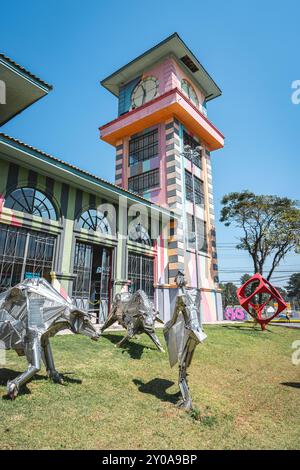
182;144;203;306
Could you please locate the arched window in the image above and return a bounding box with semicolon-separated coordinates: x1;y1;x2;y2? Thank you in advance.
5;187;58;220
77;209;111;234
128;222;151;245
181;79;199;108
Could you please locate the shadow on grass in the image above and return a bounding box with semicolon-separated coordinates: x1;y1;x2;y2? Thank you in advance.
133;378;180;404
102;333;157;359
0;368;82;399
281;382;300;389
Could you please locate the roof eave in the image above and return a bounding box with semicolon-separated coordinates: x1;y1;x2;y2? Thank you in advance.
0;133;176;218
0;54;53;91
100;32;222;102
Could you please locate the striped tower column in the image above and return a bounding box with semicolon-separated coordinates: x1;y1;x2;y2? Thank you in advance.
115;141;124;187
165;117;185;284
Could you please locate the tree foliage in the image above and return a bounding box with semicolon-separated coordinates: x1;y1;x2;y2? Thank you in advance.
219;282;238;307
240;273;253;297
286;273;300;300
220;191;300;280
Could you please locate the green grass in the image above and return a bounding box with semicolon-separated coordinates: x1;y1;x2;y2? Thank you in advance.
0;325;299;450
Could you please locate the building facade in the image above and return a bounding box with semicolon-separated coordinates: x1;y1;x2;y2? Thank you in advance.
0;33;224;323
100;33;224;321
0;53;173;323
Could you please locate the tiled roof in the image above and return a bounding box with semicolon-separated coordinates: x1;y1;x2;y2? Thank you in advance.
0;53;53;90
0;133;172;214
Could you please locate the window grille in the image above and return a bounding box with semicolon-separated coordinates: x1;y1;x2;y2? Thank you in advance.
129;129;158;166
128;169;159;195
128;252;154;300
185;170;204;205
77;209;111;234
5;187;57;220
0;225;56;291
186;215;208;253
183;130;202;169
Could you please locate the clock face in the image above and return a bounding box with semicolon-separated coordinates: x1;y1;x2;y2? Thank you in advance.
181;79;199;108
131;77;158;108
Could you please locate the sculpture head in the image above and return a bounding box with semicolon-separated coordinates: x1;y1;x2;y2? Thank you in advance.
70;310;99;340
175;270;186;289
2;286;27;312
133;290;157;329
185;289;202;325
144;304;157;328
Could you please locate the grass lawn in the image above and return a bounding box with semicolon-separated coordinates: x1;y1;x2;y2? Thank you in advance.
0;324;299;450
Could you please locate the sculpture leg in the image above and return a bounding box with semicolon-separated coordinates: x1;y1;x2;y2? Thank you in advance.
7;334;41;399
116;321;134;348
43;340;63;384
101;310;118;333
116;333;131;348
145;330;165;352
177;341;196;411
177;362;192;411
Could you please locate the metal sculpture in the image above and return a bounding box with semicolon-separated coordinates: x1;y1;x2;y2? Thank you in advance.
101;289;164;352
0;278;99;399
237;273;287;330
163;271;207;411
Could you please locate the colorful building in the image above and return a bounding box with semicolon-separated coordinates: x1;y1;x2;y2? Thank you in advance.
0;33;224;323
100;33;224;321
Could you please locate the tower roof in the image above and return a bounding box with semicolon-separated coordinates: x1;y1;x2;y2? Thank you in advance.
101;33;222;102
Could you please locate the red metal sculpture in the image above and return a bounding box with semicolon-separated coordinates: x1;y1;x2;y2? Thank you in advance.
237;273;287;330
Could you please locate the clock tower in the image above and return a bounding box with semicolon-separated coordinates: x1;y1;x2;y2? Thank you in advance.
99;33;225;322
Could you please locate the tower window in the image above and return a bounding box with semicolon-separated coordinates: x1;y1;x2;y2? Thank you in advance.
185;170;204;206
128;169;159;195
186;215;208;253
183;130;202;169
129;129;158;166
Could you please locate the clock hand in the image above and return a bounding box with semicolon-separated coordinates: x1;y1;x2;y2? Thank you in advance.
142;85;146;103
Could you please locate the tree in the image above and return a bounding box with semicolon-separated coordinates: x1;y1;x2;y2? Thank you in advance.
286;273;300;304
220;191;300;281
274;286;288;300
219;282;238;308
239;273;253;297
240;273;251;285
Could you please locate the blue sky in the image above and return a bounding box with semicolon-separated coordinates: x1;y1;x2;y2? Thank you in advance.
1;0;299;287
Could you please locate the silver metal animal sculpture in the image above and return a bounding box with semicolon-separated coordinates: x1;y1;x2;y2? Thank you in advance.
101;289;164;352
0;278;99;399
164;271;207;411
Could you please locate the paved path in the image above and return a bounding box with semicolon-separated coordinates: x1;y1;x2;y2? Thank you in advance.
57;320;300;335
270;323;300;329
